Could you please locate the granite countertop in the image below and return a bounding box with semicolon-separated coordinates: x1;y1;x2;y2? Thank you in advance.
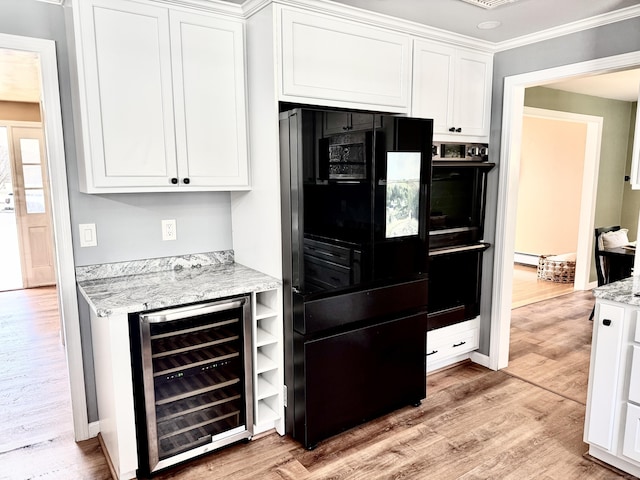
593;276;640;307
77;252;281;317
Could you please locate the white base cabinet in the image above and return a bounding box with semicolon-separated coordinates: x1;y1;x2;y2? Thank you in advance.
426;317;480;373
412;39;492;142
584;299;640;478
68;0;249;193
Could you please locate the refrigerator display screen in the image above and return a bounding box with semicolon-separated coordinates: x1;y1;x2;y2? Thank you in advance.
385;151;421;239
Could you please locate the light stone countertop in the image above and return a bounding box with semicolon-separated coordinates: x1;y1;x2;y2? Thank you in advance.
77;256;280;317
593;276;640;307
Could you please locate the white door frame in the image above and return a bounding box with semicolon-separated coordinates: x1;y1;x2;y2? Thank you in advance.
522;106;603;291
490;50;640;371
0;33;89;440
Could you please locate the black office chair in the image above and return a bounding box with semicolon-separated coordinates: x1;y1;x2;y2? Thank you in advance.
590;225;621;320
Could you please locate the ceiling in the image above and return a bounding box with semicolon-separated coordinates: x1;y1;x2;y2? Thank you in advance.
223;0;640;44
4;0;640;103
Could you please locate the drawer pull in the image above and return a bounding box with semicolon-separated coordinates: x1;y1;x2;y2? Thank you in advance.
603;319;612;326
453;341;467;348
426;350;438;356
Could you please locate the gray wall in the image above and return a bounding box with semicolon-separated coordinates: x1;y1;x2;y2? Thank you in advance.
481;17;640;354
0;0;234;423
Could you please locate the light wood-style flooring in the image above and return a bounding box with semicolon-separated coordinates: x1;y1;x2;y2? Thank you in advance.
512;263;575;309
1;283;629;479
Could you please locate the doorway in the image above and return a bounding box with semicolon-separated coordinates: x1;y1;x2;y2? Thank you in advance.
0;121;56;291
0;34;89;441
511;107;604;309
490;50;640;371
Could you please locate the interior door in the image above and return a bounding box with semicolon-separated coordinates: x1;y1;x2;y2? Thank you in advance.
9;125;55;287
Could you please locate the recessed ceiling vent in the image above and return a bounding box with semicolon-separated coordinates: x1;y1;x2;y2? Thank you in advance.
459;0;518;9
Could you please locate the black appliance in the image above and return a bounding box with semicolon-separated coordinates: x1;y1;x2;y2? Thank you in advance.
428;158;495;330
129;296;253;477
279;107;432;449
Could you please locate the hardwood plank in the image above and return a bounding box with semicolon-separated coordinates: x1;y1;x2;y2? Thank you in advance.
1;286;629;480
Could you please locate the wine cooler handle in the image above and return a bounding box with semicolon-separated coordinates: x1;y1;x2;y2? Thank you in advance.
140;298;247;323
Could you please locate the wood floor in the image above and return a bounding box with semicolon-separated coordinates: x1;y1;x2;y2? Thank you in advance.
1;282;630;480
511;263;575;309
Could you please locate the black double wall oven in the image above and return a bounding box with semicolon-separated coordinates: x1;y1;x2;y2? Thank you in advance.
280;108;433;449
428;143;495;330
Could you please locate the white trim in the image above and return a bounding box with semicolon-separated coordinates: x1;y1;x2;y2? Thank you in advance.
522;106;603;292
88;421;101;438
0;33;89;440
491;50;640;371
513;252;538;266
495;5;640;52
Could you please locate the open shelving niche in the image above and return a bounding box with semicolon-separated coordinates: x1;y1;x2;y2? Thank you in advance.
252;288;285;436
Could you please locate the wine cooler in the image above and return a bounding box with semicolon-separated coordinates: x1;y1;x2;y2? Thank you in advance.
129;296;254;477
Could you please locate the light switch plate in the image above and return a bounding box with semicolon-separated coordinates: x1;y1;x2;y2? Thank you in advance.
79;223;97;247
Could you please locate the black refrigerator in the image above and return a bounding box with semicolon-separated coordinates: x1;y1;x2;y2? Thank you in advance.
279;108;433;449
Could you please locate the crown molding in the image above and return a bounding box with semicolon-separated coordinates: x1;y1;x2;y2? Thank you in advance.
268;0;495;52
494;4;640;52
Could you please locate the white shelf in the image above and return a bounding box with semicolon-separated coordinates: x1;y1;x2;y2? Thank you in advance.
257;401;279;424
256;327;277;347
256;351;277;374
257;376;279;400
255;302;277;320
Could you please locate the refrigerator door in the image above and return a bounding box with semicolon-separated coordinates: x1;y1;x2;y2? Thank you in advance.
280;108;433;298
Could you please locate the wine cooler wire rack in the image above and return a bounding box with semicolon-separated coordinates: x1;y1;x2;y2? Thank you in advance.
149;312;246;460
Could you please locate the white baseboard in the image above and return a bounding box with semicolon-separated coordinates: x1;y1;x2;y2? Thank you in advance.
469;351;494;370
88;421;100;438
513;252;539;266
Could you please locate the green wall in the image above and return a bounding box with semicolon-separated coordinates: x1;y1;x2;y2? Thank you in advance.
524;87;638;283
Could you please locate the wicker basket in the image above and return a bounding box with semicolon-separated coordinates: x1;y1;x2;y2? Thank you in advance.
537;254;576;283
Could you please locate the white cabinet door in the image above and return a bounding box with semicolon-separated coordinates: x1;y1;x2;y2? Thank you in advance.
623;403;640;463
72;0;250;192
279;8;411;111
78;0;177;189
412;40;492;139
586;303;625;450
171;12;249;188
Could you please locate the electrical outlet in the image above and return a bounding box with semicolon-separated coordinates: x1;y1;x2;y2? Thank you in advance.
162;219;177;241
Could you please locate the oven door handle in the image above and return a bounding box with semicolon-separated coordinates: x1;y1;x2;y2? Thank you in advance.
140;298;247;324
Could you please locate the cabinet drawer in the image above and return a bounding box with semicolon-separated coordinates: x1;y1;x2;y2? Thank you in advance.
426;319;479;369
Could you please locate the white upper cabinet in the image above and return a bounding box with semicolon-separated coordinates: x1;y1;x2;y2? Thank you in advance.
278;7;412;113
412;39;493;141
70;0;249;193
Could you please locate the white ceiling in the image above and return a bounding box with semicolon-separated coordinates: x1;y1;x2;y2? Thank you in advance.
222;0;640;44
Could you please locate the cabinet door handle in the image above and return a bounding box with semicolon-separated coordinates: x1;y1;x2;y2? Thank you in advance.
453;341;467;348
183;178;190;185
426;350;438;356
448;127;456;132
455;127;462;133
170;177;178;184
603;319;612;326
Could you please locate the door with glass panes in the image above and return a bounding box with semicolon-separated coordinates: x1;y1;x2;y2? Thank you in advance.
4;123;55;287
